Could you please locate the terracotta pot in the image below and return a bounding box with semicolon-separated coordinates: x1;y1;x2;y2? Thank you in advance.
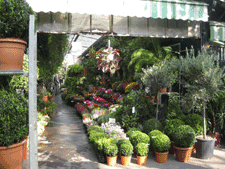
174;145;193;162
23;136;28;161
41;95;48;102
0;38;26;71
155;151;169;163
169;141;175;155
159;87;167;93
0;139;26;169
106;155;117;166
121;155;131;166
136;155;148;166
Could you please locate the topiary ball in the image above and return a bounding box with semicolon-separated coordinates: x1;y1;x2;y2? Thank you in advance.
120;143;133;156
143;118;163;134
148;130;163;145
151;134;171;153
173;125;196;148
184;113;204;136
126;127;141;138
130;132;150;147
135;143;149;156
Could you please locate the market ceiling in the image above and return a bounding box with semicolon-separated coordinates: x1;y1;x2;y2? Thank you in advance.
26;0;209;38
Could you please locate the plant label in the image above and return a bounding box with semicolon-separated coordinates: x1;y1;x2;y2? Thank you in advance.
132;107;135;113
109;118;116;124
151;136;157;138
145;87;149;94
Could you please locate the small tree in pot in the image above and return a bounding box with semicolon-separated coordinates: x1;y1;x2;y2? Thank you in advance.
151;134;171;163
180;47;224;159
0;89;29;169
135;142;149;166
0;0;35;71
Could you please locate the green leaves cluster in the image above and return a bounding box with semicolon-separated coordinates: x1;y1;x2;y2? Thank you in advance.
135;143;149;156
151;134;170;153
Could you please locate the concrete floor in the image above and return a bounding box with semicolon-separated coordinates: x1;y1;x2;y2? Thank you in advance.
23;94;225;169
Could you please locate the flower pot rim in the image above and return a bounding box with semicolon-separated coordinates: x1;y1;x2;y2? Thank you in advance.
155;151;169;154
0;38;27;45
0;139;26;149
121;155;132;157
136;155;148;157
196;135;217;142
106;155;118;158
174;145;193;150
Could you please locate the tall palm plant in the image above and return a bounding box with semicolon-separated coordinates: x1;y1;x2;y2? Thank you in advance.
128;38;176;72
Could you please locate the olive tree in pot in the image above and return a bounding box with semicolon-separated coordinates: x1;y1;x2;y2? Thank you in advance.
180;47;224;159
173;125;196;162
0;89;29;169
151;134;171;163
0;0;35;71
119;143;133;166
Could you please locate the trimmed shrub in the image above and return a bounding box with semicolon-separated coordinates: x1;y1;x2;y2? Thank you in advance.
143;118;163;134
126;127;141;138
184;113;204;136
148;130;163;145
89;131;108;143
87;125;103;134
151;134;171;153
104;143;118;157
117;138;131;150
135;143;149;156
120;143;133;156
130;132;150;147
164;119;185;141
173;125;196;148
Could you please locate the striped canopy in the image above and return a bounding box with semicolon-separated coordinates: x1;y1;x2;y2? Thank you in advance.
210;21;225;46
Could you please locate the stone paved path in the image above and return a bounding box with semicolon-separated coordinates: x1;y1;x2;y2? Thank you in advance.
23;94;225;169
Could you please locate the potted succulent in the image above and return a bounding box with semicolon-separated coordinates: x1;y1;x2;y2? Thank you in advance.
148;130;163;155
135;143;149;166
163;119;185;154
173;125;196;162
180;47;223;159
0;0;35;71
120;143;133;166
104;143;118;166
0;89;29;169
151;134;171;163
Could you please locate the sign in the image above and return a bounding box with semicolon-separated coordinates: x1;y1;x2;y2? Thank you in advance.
145;87;149;94
132;107;135;114
109;118;116;124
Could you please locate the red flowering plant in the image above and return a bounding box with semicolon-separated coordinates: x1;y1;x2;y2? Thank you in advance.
96;47;121;75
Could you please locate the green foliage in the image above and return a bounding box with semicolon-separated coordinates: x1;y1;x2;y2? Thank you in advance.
163;119;185;141
97;113;114;125
87;125;103;134
0;0;35;39
104;143;118;157
164;94;185;121
129;132;150;147
0;89;28;146
148;130;163;145
120;143;133;156
135;143;149;156
173;125;196;148
89;131;108;143
117;138;131;150
67;64;84;77
151;134;171;153
121;112;140;130
184;114;204;136
126;127;141;138
94;137;109;153
143;118;163;134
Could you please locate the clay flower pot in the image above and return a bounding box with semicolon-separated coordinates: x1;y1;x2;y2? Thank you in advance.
155;151;169;163
41;95;48;102
174;145;193;162
121;155;131;166
23;136;28;161
106;155;117;166
159;87;167;93
136;155;148;166
0;38;27;71
0;139;26;169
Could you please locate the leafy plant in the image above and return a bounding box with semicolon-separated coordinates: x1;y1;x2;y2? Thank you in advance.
89;131;108;143
87;125;103;133
94;137;109;154
117;138;131;150
143;118;163;134
148;130;163;145
120;143;133;156
0;0;35;40
135;143;149;156
104;143;118;157
129;132;150;147
151;134;171;153
163;119;185;141
184;113;204;136
173;125;196;148
0;89;29;146
121;112;139;130
67;64;84;77
126;127;141;138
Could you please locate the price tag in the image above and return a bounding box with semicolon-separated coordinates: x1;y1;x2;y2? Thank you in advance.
132;107;135;113
109;118;116;124
151;136;157;138
145;87;149;94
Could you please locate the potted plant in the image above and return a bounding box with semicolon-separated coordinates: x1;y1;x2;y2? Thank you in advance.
163;119;185;154
0;89;29;169
148;130;163;155
173;125;196;162
135;143;149;166
0;0;34;71
117;138;131;159
151;134;171;163
120;143;133;166
104;143;118;166
130;132;150;147
180;47;224;159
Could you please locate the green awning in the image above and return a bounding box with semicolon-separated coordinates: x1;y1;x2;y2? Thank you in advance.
210;21;225;46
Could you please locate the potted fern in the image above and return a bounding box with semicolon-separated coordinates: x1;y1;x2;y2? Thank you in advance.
180;47;224;159
0;0;35;71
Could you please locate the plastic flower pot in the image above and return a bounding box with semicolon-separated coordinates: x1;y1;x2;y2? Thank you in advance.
121;155;131;166
136;155;148;166
106;155;117;166
155;151;169;163
196;135;217;159
174;145;193;162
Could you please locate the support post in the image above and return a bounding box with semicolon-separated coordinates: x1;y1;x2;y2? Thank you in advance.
29;14;38;169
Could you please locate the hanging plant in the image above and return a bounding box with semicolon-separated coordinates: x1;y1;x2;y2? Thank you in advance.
96;47;121;75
